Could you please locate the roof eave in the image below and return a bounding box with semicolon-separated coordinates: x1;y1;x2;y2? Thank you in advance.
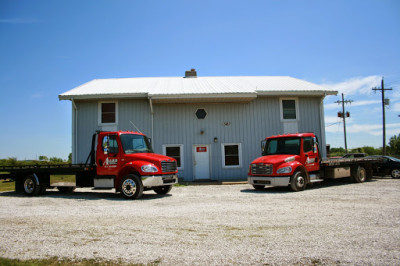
58;93;149;101
257;90;338;97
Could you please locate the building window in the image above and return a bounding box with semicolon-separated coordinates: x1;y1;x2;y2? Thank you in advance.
280;98;298;120
195;109;207;119
99;102;118;125
163;144;184;169
222;143;242;168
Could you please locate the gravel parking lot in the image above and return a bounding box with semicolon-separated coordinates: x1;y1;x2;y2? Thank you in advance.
0;178;400;265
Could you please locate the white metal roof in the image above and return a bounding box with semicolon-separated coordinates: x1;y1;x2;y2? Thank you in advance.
59;76;337;102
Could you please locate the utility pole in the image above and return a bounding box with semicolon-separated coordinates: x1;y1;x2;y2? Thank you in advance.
372;77;392;155
335;93;353;153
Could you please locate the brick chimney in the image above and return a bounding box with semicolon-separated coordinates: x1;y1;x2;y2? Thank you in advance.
184;68;197;78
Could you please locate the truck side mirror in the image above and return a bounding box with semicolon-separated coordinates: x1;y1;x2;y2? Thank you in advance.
312;137;318;153
261;140;266;155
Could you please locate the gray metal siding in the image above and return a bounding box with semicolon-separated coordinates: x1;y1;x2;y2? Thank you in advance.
74;97;325;181
76;101;100;163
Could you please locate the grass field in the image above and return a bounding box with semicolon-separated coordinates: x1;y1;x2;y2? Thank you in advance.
0;175;77;192
0;179;14;192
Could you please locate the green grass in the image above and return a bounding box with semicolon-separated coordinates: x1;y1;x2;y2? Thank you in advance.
0;257;161;266
0;179;15;192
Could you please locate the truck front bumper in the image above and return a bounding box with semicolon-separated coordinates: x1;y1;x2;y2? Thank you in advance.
248;176;290;187
142;174;178;187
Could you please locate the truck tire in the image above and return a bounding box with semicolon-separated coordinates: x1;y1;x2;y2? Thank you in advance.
23;175;41;196
153;185;172;195
352;166;367;183
57;186;76;193
391;169;400;179
290;171;306;192
120;174;143;199
252;185;265;190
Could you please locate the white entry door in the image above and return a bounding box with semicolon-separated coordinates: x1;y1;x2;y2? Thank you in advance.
193;145;210;180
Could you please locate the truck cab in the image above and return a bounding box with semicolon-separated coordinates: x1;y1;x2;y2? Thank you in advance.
248;133;322;191
91;131;178;199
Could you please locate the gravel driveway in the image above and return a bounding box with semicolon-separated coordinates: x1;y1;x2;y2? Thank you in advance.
0;178;399;265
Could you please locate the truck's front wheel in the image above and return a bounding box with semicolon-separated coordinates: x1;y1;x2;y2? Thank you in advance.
120;174;143;199
290;171;306;192
153;185;172;195
23;175;41;196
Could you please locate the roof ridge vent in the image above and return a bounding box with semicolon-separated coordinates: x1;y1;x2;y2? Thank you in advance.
184;68;197;78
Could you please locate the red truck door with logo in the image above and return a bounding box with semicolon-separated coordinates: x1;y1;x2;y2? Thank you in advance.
302;137;319;172
96;134;122;176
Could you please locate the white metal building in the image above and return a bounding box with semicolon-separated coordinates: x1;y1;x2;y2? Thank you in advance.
59;70;337;181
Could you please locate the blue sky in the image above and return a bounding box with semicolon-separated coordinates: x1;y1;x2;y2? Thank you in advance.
1;0;399;160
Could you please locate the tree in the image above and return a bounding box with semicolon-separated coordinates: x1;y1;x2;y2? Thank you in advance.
38;155;48;161
49;157;65;164
388;134;400;155
68;153;72;163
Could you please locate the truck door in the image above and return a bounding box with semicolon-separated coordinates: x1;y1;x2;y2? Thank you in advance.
96;134;121;176
302;137;319;172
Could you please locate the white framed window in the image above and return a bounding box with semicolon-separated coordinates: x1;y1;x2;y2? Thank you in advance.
221;143;242;168
280;98;299;121
162;144;184;170
98;101;118;126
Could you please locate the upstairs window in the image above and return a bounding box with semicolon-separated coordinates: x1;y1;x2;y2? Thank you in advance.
280;98;298;121
99;102;118;125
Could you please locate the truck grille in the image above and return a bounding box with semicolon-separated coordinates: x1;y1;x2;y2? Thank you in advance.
251;163;272;175
161;161;177;172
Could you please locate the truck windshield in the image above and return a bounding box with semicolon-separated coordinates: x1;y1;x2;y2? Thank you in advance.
263;137;300;156
120;134;153;154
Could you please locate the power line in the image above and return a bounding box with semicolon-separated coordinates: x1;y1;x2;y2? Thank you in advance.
372;77;392;155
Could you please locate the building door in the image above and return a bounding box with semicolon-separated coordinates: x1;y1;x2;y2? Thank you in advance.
193;145;210;180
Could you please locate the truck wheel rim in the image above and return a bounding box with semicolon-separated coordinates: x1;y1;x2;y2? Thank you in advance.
360;169;366;182
392;169;400;178
24;178;34;193
122;179;136;196
296;176;305;187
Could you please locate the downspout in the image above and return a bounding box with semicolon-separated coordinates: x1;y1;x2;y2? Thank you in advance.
72;98;78;164
148;96;154;149
319;93;327;159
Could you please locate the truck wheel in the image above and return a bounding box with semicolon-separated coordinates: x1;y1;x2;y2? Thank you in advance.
391;169;400;179
154;185;172;195
23;175;41;196
252;185;265;190
57;186;76;193
120;174;143;199
352;166;367;183
290;171;306;192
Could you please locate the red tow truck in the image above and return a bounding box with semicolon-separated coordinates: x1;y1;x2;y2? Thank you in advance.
0;131;178;199
248;133;380;192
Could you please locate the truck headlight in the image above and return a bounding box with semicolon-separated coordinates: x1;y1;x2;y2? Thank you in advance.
277;166;292;174
141;165;158;173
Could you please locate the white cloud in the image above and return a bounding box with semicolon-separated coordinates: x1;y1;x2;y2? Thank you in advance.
326;122;400;136
392;102;400;112
324;100;380;110
321;76;381;96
